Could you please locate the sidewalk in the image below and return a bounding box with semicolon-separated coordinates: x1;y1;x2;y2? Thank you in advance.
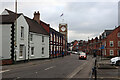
96;57;119;80
2;59;51;71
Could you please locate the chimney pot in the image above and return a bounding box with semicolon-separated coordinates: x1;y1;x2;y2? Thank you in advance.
33;11;40;24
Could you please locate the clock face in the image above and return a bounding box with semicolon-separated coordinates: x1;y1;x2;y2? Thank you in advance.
61;26;66;31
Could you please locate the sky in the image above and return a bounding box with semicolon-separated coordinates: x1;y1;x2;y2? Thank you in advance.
0;0;119;42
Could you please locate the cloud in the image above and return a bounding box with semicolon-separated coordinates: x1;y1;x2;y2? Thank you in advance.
0;1;118;42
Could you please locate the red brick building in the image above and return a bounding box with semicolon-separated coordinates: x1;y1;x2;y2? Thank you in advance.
33;11;64;58
102;26;120;57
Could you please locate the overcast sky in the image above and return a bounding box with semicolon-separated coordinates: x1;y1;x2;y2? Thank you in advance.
0;0;119;42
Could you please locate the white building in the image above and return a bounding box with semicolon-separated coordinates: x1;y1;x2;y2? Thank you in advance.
0;9;49;64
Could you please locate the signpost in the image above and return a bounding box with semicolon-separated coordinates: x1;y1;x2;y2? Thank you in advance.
100;45;104;60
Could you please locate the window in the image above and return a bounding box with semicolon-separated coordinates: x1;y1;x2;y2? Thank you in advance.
104;32;106;38
118;32;120;37
42;36;44;42
31;47;34;56
118;41;120;47
57;36;58;42
104;41;106;47
42;47;44;54
30;34;33;41
110;41;114;47
50;33;52;41
54;34;55;42
110;50;114;56
104;50;106;55
59;37;61;43
21;27;24;38
19;45;24;57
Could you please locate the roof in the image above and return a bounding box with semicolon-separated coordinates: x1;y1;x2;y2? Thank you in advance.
50;27;63;36
0;9;21;23
104;30;113;36
0;9;49;35
24;16;49;35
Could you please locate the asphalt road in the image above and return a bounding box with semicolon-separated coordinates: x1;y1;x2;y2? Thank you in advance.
2;54;94;79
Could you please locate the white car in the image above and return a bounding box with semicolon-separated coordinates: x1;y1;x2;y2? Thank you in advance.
110;57;120;65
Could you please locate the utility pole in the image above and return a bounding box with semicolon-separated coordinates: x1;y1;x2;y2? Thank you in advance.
14;0;17;64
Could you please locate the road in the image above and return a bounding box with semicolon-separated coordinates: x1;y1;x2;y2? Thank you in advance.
2;54;94;79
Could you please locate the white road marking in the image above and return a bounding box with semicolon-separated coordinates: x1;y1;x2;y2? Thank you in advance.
44;66;56;70
0;70;10;73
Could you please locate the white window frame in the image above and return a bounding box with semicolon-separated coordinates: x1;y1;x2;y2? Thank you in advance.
104;41;106;47
104;50;106;55
30;34;33;41
21;26;24;39
31;47;34;56
19;45;24;58
118;32;120;37
59;37;61;43
54;34;55;42
42;36;44;42
110;50;114;56
110;41;114;47
118;41;120;47
42;47;44;54
50;33;52;41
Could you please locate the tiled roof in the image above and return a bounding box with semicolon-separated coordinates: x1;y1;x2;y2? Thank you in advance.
0;9;21;23
0;9;49;35
50;27;63;36
24;16;49;35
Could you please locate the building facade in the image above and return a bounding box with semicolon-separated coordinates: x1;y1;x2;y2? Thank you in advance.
0;9;49;65
102;26;120;57
33;11;64;58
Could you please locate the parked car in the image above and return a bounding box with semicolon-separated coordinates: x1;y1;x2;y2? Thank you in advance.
72;51;78;54
79;52;87;60
110;57;120;66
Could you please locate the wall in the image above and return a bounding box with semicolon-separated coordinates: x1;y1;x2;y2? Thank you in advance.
15;15;29;61
29;32;49;59
0;24;2;59
0;24;12;60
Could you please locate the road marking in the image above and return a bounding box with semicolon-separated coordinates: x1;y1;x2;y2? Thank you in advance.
0;70;10;73
66;57;92;79
44;66;56;70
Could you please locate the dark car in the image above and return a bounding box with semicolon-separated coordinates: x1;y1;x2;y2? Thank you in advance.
79;52;87;60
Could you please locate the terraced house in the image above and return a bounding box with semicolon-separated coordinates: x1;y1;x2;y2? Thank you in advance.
0;9;49;65
101;26;120;57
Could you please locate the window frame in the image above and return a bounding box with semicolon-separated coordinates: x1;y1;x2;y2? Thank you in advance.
31;47;34;56
42;36;44;42
110;41;114;47
19;45;24;58
110;50;114;56
118;41;120;47
21;26;24;39
42;47;44;54
30;34;33;41
118;32;120;37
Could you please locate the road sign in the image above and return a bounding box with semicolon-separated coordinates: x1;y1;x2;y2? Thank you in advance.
100;45;104;49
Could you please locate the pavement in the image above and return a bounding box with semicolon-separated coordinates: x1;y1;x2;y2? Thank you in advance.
93;57;120;80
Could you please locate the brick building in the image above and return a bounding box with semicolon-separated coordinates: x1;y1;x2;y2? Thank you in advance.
33;11;64;58
101;26;120;57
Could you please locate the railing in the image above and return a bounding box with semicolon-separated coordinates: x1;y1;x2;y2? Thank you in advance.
89;56;98;80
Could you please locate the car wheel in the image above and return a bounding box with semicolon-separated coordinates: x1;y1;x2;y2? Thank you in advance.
116;61;120;66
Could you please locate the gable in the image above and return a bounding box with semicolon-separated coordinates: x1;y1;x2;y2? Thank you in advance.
1;10;9;15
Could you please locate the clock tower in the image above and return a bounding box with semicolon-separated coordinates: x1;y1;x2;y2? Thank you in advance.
59;23;68;55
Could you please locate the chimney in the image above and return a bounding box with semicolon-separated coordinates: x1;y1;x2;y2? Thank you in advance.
33;11;40;24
